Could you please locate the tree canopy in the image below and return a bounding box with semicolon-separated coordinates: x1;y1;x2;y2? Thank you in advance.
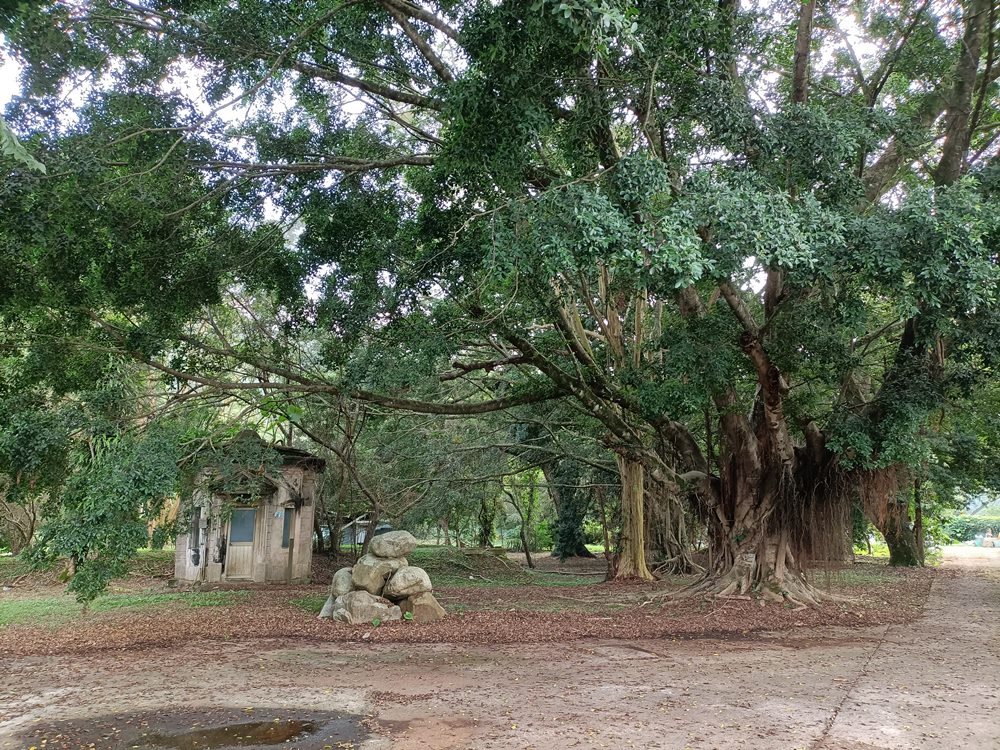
1;0;998;600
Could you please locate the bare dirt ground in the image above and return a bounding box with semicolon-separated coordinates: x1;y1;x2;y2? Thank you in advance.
1;547;998;750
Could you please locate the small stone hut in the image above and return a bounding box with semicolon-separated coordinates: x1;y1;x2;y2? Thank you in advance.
174;432;325;585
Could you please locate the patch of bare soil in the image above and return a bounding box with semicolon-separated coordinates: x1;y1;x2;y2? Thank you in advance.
1;566;997;750
14;708;364;750
0;562;936;657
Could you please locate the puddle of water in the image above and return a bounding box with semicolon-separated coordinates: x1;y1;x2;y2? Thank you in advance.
145;719;318;749
14;708;364;750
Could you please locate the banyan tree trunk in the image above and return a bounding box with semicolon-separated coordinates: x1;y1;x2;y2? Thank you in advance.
859;467;922;567
611;455;654;581
645;478;697;574
686;424;850;607
696;496;837;606
874;499;921;567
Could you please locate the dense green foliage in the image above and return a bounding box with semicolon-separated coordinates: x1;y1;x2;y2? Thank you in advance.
943;515;1000;542
1;0;998;595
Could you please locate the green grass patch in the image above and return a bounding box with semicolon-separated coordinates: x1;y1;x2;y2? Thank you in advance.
129;548;176;577
408;546;596;588
522;570;600;587
0;590;250;627
290;593;327;614
854;541;891;559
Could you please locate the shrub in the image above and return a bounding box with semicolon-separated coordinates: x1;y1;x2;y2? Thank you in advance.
943;515;1000;542
531;519;554;551
582;520;605;546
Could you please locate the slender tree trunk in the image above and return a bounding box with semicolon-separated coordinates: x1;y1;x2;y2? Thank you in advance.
520;524;534;568
506;492;535;569
361;507;381;557
611;455;654;581
441;515;451;546
313;513;324;554
913;472;925;565
595;485;612;556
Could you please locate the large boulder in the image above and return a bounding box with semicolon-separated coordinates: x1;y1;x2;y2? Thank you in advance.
401;591;446;623
351;553;407;595
330;567;354;597
321;590;402;624
369;530;418;559
383;565;432;600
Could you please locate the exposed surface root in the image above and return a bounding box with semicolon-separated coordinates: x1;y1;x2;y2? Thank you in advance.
651;554;705;577
671;566;854;608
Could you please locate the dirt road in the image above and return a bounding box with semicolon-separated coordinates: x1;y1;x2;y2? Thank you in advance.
2;548;997;750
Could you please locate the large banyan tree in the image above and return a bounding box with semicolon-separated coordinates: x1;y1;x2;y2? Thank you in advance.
3;0;999;603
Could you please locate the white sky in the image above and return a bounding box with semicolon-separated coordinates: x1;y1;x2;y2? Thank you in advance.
0;34;19;107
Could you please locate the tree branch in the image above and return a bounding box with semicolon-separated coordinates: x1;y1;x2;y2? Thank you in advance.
381;1;454;82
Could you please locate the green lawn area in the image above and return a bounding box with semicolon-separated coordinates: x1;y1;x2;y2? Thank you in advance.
0;590;250;627
407;545;596;588
289;593;328;614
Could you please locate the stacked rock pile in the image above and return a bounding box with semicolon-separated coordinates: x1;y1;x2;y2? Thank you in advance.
318;530;446;624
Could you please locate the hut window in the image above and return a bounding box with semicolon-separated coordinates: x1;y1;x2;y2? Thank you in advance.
229;507;257;543
190;506;201;549
281;508;293;549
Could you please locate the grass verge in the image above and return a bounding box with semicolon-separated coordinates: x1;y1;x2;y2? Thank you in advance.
0;590;250;627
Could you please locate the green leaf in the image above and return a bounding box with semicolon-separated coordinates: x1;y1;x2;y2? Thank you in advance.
0;115;46;173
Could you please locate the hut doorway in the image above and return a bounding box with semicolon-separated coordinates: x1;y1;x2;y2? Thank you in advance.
225;507;258;579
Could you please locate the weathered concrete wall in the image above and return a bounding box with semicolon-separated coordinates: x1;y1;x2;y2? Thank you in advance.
174;464;316;585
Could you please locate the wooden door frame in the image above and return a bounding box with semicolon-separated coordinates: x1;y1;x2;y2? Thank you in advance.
224;505;259;580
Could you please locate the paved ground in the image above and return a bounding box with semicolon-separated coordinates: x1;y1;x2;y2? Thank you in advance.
1;547;998;749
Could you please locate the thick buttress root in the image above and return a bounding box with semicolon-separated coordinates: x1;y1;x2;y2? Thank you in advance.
673;560;852;609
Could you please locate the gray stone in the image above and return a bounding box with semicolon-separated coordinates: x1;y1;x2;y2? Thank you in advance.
369;530;418;559
325;590;402;625
383;565;432;600
401;591;446;623
318;594;338;619
330;567;354;597
351;553;407;595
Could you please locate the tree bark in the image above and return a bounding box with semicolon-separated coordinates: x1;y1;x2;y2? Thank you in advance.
611;454;654;581
875;499;922;567
645;471;697;574
913;472;925;565
441;515;451;546
505;488;536;569
360;507;381;557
